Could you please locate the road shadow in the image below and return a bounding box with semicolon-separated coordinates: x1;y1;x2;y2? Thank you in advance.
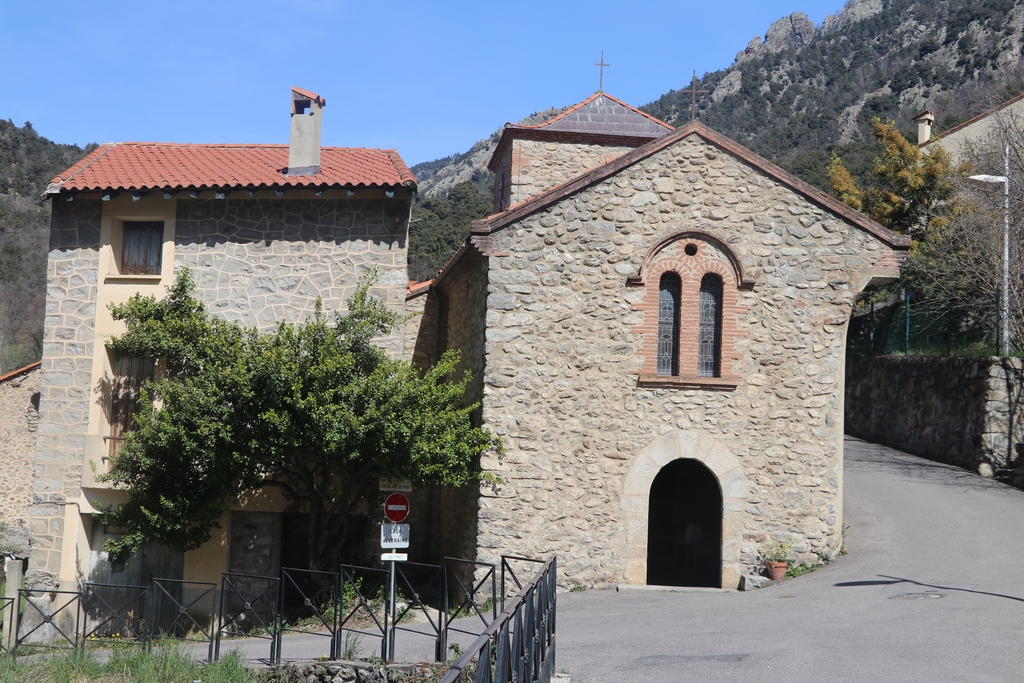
844;436;1022;494
834;574;1024;604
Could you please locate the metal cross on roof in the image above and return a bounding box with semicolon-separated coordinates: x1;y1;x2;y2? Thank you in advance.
680;71;709;121
595;50;610;92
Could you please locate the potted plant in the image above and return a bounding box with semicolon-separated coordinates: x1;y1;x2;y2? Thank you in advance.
761;537;794;582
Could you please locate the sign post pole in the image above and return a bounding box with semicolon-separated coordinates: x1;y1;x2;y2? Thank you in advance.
380;491;410;663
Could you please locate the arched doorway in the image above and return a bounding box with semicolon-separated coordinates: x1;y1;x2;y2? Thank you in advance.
647;459;722;588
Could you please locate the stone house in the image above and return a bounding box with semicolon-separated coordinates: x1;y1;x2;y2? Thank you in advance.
28;87;416;591
408;93;910;589
916;92;1024;160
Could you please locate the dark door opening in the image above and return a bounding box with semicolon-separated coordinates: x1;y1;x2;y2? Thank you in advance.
647;459;722;588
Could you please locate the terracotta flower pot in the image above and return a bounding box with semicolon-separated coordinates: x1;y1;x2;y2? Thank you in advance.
767;561;788;582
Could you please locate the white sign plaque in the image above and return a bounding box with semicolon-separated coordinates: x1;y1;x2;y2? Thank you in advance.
380;523;410;549
379;478;413;492
381;552;408;562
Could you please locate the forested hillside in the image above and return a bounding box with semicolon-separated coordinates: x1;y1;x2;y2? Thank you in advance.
408;0;1024;280
0;120;93;372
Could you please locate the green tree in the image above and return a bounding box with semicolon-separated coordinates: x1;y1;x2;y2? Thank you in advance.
100;269;499;568
827;118;959;238
408;180;493;281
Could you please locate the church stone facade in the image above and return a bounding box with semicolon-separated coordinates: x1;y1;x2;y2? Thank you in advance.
410;97;908;589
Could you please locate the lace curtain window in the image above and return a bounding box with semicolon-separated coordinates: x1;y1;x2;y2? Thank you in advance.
657;273;681;375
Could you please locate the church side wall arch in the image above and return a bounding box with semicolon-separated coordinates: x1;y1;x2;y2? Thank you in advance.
620;430;747;588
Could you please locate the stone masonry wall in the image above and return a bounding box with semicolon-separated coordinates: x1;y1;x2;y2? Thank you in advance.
436;251;490;563
0;365;40;530
174;196;410;354
508;140;634;208
473;133;898;587
31;199;101;577
846;355;1023;470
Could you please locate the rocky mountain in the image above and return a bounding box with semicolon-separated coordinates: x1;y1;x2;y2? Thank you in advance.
413;0;1024;196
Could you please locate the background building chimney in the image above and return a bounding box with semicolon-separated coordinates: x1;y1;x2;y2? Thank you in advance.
912;110;935;146
287;87;326;176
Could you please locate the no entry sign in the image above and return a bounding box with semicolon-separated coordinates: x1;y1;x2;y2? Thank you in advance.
384;492;410;523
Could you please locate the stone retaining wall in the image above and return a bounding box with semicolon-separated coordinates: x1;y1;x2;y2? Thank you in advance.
0;364;40;536
845;355;1024;470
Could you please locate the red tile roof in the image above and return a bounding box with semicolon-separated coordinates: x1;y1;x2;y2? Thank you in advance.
292;86;325;106
0;361;40;384
46;143;416;194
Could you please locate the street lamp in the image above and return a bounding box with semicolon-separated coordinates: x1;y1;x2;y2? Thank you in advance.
967;143;1011;356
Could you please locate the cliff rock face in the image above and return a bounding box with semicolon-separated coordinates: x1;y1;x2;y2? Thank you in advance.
735;13;816;64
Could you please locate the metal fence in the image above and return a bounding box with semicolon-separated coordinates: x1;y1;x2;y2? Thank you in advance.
0;554;550;666
440;557;557;683
82;582;150;646
848;299;1003;357
150;579;217;662
215;573;280;663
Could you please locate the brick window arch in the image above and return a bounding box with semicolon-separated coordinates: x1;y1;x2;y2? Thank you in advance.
629;232;753;390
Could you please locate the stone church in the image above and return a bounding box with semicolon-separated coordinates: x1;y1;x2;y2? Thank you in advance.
407;92;908;589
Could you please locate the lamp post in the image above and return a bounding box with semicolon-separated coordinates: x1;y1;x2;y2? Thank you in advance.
967;143;1011;356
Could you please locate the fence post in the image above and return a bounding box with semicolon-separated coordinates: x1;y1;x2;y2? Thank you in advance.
2;558;22;651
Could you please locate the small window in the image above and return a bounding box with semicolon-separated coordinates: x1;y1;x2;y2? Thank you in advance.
108;353;155;460
657;273;681;376
120;221;163;275
698;274;723;377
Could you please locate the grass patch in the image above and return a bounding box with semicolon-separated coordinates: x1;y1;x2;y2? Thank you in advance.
0;648;257;683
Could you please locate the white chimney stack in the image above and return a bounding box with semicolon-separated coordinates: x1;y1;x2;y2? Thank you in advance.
287;87;326;176
912;109;935;146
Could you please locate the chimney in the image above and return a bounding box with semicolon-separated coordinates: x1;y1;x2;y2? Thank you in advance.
912;110;935;146
287;87;326;176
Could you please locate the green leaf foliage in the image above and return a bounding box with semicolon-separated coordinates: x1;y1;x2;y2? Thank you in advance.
409;180;493;282
100;269;500;567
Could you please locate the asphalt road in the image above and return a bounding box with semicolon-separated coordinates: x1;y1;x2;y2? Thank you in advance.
218;437;1024;680
556;437;1024;682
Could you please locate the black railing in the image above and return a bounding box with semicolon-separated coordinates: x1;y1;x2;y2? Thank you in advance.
15;588;82;652
499;555;545;611
392;561;444;661
0;596;14;653
442;557;497;652
151;579;217;662
215;573;280;664
82;582;150;647
440;557;556;683
279;567;340;660
339;564;390;660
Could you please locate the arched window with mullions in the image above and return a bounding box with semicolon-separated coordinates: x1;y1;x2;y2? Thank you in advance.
657;272;681;375
698;273;723;377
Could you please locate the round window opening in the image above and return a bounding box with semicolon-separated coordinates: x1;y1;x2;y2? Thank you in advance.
684;243;698;256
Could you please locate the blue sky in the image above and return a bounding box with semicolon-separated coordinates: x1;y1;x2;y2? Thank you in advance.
0;0;845;167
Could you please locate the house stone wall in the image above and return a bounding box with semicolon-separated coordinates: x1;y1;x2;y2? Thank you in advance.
30;199;101;577
846;355;1023;470
174;194;410;354
0;365;40;531
473;133;899;587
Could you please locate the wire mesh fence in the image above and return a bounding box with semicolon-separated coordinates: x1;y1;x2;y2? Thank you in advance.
848;298;1006;357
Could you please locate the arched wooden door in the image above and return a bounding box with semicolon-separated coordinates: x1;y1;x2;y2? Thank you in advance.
647;459;722;588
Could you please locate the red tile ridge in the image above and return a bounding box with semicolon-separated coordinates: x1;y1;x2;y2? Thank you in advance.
0;360;41;384
406;279;433;298
292;86;325;106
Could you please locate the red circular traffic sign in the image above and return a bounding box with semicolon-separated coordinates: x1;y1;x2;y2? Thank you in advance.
384;493;410;522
